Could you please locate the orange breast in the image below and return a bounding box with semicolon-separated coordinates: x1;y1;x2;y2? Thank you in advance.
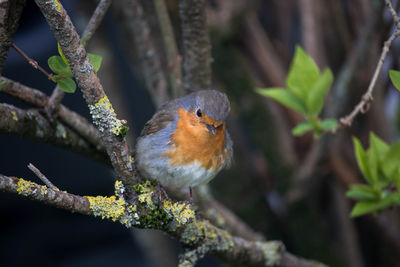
163;108;227;170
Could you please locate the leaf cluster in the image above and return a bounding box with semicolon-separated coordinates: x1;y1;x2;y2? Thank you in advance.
47;43;102;93
257;46;337;138
347;133;400;217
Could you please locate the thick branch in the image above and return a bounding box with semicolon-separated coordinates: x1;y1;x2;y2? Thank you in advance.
46;0;114;117
0;0;25;74
0;103;108;164
34;0;136;191
179;0;212;92
0;77;104;151
0;174;324;267
0;174;91;214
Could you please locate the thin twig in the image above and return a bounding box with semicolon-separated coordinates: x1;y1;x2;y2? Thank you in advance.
11;43;53;80
46;0;113;118
386;0;400;29
27;163;58;190
153;0;183;98
333;29;400;131
115;0;169;108
81;0;113;44
331;0;400;132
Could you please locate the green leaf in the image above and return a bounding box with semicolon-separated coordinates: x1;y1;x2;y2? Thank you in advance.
346;184;378;200
389;69;400;91
382;142;400;179
57;78;76;93
256;88;307;115
292;121;313;136
366;145;378;187
57;43;69;66
286;46;320;102
393;168;400;192
350;193;400;217
320;118;338;131
306;68;333;115
369;133;389;162
48;56;72;77
88;53;102;72
353;137;374;185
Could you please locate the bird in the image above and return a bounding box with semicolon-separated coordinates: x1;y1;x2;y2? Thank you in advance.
135;90;233;196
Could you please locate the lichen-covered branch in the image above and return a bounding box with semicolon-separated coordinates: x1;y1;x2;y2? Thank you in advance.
0;174;324;267
179;0;212;92
0;0;25;74
34;0;136;191
0;77;104;151
0;103;109;165
115;0;169;108
46;0;113;117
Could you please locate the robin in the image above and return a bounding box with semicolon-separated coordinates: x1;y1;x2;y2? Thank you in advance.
135;90;233;195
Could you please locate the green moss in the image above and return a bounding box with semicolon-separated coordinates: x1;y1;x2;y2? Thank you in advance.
88;96;129;137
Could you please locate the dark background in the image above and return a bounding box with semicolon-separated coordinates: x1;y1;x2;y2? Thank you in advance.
2;0;400;267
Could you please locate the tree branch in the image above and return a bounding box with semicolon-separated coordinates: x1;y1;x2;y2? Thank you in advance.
0;0;25;74
335;29;400;130
34;0;136;192
153;0;183;98
0;103;109;164
82;0;113;44
0;77;104;151
28;163;58;190
0;174;324;267
115;0;170;108
46;0;114;118
331;0;397;132
11;43;54;80
179;0;212;92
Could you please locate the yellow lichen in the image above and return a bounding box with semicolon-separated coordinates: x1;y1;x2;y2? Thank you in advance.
255;241;283;266
11;111;18;121
163;200;195;225
85;195;126;222
16;178;48;197
114;180;125;196
52;0;62;12
88;96;128;137
16;178;35;196
40;186;48;195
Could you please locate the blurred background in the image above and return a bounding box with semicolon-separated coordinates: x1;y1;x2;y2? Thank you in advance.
1;0;400;266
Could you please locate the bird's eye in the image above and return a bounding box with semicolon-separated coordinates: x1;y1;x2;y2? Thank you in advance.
196;109;202;117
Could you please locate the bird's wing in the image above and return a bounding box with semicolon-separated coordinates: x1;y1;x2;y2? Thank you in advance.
140;101;177;136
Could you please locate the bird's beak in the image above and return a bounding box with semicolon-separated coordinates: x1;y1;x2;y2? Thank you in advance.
206;124;216;135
